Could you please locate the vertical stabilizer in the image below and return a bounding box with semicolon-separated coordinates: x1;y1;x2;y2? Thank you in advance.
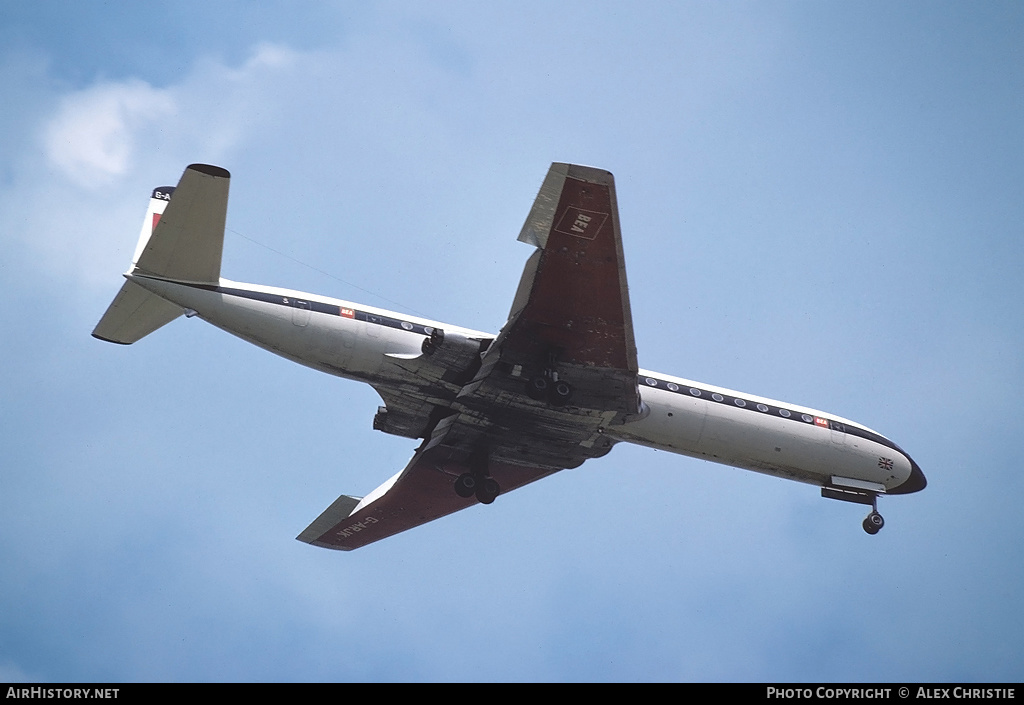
131;164;230;284
93;164;231;345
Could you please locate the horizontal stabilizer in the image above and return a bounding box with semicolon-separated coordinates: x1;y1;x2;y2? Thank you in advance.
92;279;182;344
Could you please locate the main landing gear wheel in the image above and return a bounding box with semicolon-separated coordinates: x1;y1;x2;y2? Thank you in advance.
549;379;572;407
475;477;501;505
862;511;884;535
525;374;573;406
454;473;477;498
526;375;549;401
454;473;500;504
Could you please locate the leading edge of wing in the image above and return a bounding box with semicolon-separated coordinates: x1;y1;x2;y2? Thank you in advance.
296;444;555;551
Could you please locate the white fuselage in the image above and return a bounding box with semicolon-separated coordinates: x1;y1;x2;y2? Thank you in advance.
132;273;918;495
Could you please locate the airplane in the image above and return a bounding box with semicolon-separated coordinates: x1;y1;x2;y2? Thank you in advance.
93;163;926;550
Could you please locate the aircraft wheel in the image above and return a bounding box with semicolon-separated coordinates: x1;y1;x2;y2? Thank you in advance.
549;380;572;407
476;477;500;505
526;376;549;401
454;473;477;498
862;511;884;535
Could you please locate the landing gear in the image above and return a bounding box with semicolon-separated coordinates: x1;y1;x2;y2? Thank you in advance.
821;484;886;535
454;473;477;498
476;477;500;505
525;351;573;407
524;348;573;405
454;470;501;504
526;375;549;401
863;511;884;535
549;379;572;407
527;374;573;406
862;494;884;535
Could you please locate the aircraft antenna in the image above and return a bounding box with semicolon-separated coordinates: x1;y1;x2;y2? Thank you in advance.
227;227;429;317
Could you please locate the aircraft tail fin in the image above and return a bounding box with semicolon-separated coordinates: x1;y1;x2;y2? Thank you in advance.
93;164;230;344
131;164;230;284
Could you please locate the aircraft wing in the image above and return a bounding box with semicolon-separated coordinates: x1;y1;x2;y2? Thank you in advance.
299;163;640;550
476;162;640;416
449;163;643;470
297;422;557;550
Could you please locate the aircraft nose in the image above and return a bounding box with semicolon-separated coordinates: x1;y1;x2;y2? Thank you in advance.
890;453;926;494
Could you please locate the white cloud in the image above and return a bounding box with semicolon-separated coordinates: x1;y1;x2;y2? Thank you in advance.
0;36;474;298
0;44;304;294
44;80;176;188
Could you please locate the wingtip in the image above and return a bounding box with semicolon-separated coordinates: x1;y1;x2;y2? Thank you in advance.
186;163;230;179
91;332;130;345
552;163;614;185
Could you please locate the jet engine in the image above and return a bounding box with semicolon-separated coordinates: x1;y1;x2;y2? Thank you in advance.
420;328;489;384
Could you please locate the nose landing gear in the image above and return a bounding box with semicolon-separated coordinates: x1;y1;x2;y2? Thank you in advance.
820;484;886;535
862;494;885;535
862;510;885;535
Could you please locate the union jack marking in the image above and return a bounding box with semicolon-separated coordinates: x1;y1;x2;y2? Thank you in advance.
878;457;894;471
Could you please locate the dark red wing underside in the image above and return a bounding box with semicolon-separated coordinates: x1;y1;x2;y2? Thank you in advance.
298;164;639;551
506;169;637;373
303;445;554;551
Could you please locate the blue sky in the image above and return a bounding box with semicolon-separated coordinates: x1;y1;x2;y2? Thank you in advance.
1;2;1022;682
